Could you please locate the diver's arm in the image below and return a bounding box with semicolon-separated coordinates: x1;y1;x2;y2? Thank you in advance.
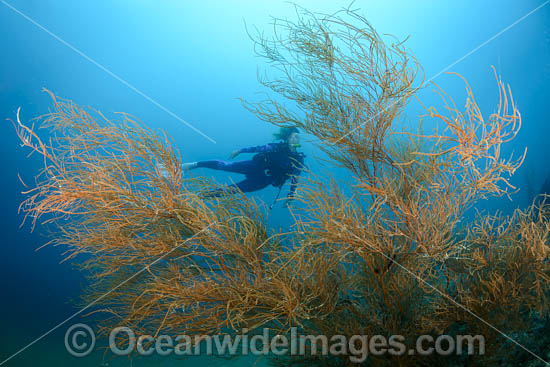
287;155;305;200
230;144;278;159
284;174;301;208
238;143;277;154
288;175;300;198
230;144;276;159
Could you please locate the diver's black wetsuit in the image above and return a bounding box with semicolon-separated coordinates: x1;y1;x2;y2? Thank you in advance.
196;142;305;196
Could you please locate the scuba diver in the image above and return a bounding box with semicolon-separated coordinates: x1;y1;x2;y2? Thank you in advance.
182;127;305;207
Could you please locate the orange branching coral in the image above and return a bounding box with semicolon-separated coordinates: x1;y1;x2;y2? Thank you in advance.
12;91;341;347
12;5;550;367
242;4;423;180
412;68;525;199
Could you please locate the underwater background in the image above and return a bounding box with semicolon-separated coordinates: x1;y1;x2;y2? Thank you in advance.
0;0;549;366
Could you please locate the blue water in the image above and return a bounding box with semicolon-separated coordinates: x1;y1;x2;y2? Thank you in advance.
0;1;549;366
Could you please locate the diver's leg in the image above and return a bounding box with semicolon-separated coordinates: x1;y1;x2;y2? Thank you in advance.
195;160;257;175
231;176;271;193
202;176;271;197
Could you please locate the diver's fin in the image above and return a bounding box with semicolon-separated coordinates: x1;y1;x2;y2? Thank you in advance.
182;162;198;171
